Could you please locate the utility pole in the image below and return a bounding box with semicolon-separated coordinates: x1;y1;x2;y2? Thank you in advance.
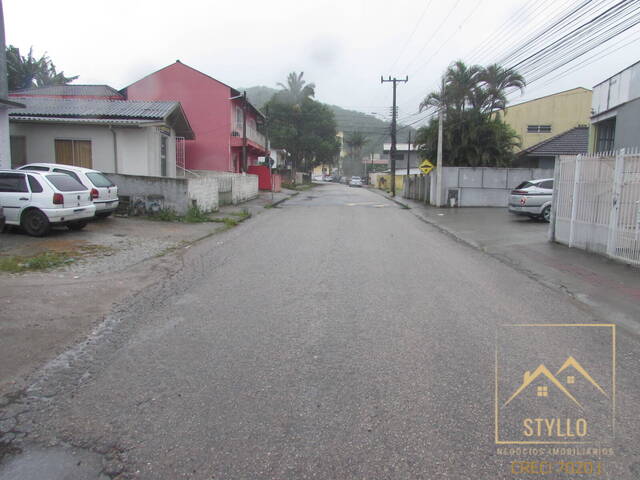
406;131;411;196
242;90;247;173
435;77;444;207
381;75;408;196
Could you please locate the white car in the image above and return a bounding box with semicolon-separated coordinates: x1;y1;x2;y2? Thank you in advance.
349;176;363;187
0;170;96;236
18;163;119;217
508;178;554;222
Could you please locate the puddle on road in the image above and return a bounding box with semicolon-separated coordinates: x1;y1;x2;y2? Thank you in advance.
0;445;108;480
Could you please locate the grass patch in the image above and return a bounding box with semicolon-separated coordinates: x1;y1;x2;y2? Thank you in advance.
0;251;77;273
184;205;211;223
150;208;180;222
281;182;315;191
0;244;116;274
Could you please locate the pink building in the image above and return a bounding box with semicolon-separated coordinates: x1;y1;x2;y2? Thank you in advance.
122;61;267;173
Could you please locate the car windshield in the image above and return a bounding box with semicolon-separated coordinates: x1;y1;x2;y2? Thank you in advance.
45;174;88;192
86;172;115;188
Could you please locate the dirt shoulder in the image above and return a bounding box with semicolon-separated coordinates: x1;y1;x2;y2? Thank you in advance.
0;215;231;396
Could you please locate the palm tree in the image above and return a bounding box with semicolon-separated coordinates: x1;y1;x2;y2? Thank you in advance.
444;60;482;113
478;64;526;114
345;131;368;176
277;71;316;105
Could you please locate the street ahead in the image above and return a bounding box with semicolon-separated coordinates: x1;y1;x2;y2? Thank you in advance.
2;183;639;479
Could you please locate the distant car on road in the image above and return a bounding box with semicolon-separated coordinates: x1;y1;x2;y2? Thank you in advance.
508;178;553;222
349;176;363;187
18;163;119;217
0;170;96;236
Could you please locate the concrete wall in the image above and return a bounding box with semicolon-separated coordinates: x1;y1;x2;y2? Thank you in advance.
231;174;258;204
502;88;592;151
188;176;219;212
107;173;190;214
106;173;219;214
9;122;178;177
429;167;555;207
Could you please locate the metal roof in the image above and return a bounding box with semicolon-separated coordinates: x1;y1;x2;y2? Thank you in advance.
518;126;589;157
9;116;153;126
9;96;181;119
8;97;195;139
9;84;124;98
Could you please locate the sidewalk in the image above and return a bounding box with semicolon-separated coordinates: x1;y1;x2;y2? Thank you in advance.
372;188;640;335
214;188;298;218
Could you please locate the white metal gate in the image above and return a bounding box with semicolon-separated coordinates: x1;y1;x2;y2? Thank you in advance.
552;148;640;265
176;136;185;176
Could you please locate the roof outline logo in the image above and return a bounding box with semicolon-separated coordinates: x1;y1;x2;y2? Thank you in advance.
503;356;607;409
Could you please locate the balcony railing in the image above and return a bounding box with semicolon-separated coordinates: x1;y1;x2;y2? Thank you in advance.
231;125;266;148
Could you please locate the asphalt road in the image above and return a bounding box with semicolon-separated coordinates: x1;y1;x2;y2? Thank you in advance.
1;183;639;479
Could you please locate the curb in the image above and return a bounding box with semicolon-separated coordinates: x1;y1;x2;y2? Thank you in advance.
266;191;299;208
368;188;411;209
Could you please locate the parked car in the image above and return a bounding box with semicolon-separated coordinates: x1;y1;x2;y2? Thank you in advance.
0;170;96;236
349;176;363;187
18;163;119;217
508;178;553;222
324;175;334;182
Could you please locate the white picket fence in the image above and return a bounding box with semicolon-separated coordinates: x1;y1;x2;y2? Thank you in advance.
551;148;640;265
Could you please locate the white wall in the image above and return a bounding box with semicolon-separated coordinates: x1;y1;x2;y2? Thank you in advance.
592;61;640;116
0;109;9;169
9;122;178;177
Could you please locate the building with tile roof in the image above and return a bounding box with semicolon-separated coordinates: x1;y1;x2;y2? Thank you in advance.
8;96;194;177
515;126;589;168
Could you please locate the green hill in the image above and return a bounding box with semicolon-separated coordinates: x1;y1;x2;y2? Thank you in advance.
243;86;414;155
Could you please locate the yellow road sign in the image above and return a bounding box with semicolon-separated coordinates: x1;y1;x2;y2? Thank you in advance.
419;159;434;175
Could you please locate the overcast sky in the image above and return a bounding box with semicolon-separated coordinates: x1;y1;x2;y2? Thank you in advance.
5;0;640;124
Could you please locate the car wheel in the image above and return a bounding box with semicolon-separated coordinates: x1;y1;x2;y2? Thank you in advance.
541;206;551;223
67;221;88;231
21;209;50;237
96;211;112;218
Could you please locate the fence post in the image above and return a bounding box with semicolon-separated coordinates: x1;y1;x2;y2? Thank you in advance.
568;155;582;248
548;156;561;242
606;149;625;257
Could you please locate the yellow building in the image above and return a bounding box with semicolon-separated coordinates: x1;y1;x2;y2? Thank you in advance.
501;87;592;151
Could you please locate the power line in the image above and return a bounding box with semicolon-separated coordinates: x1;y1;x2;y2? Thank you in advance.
388;0;434;72
401;0;462;73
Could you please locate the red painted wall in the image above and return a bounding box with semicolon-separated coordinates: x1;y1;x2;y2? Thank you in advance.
124;62;234;172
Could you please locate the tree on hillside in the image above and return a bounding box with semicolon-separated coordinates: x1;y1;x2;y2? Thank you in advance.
276;71;315;107
266;73;340;176
6;46;78;91
416;60;524;167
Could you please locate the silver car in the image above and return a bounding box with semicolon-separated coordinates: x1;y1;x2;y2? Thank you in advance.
349;176;363;187
508;178;553;222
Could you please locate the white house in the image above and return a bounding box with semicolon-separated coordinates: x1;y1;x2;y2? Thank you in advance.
590;60;640;152
8;96;194;177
